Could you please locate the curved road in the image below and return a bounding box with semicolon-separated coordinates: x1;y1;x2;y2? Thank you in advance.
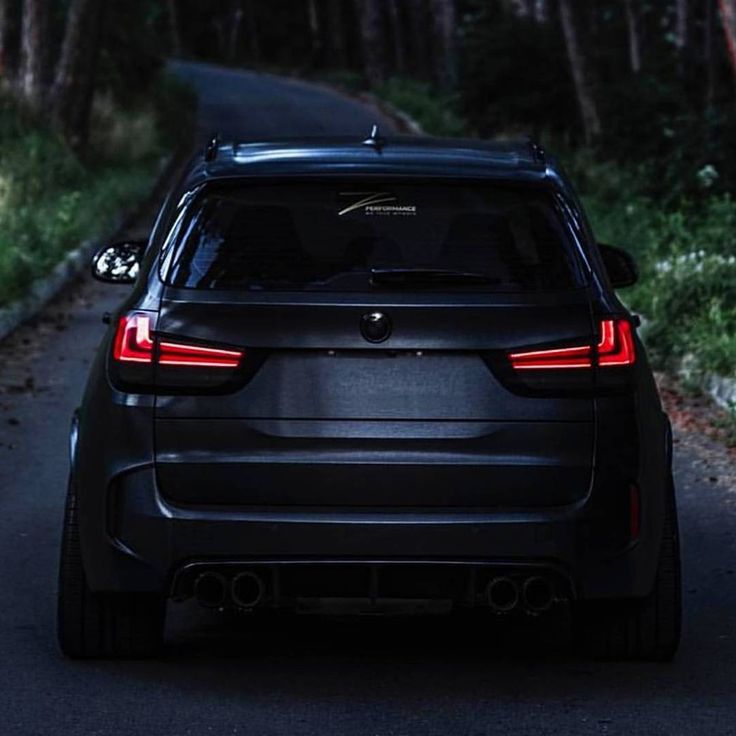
0;61;734;736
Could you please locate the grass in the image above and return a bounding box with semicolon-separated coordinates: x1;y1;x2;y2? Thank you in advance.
0;73;193;308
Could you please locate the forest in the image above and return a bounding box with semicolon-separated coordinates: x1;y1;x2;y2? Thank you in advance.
1;0;736;386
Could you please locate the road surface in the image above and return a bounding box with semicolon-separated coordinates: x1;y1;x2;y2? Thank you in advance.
0;61;734;736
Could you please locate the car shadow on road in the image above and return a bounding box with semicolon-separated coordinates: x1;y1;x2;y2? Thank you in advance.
82;603;689;704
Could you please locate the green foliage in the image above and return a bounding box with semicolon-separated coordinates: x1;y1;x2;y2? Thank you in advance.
0;71;191;308
578;157;736;377
376;78;467;137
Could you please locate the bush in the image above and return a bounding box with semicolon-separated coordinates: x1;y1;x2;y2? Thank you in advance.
579;169;736;376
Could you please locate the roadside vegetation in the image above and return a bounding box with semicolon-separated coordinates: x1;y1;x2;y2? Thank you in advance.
0;2;194;308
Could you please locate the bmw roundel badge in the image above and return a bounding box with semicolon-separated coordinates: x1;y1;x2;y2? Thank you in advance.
360;311;392;343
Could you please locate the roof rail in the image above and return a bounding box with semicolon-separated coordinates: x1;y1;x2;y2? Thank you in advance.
204;133;220;162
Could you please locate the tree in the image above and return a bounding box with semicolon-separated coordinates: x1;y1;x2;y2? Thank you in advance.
675;0;688;55
558;0;602;142
18;0;49;110
0;0;9;75
624;0;642;73
705;0;717;108
406;0;431;79
355;0;386;87
720;0;736;83
306;0;322;67
227;0;244;62
244;0;260;63
167;0;183;57
325;0;347;68
431;0;457;91
386;0;405;75
533;0;549;23
49;0;105;150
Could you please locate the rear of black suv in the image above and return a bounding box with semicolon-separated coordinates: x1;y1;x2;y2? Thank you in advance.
58;137;680;661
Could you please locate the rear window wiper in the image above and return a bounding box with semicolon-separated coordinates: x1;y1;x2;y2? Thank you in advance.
370;268;500;287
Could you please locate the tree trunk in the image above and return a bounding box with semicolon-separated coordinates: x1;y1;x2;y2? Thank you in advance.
406;0;430;79
624;0;642;73
244;0;260;63
558;0;602;143
18;0;49;110
705;0;716;108
167;0;182;57
386;0;405;75
0;0;8;76
534;0;549;23
355;0;386;87
50;0;105;151
306;0;322;67
325;0;347;68
675;0;688;54
431;0;456;91
228;0;244;62
719;0;736;83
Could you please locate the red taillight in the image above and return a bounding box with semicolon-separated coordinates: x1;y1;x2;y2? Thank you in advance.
597;319;636;367
508;342;592;370
112;313;243;369
509;319;636;371
113;313;153;363
159;341;242;368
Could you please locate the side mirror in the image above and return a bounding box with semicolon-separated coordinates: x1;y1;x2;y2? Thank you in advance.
599;243;638;288
91;240;147;284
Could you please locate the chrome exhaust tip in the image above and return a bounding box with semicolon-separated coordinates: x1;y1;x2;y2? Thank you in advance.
193;571;228;609
521;576;554;614
231;571;265;609
486;576;520;613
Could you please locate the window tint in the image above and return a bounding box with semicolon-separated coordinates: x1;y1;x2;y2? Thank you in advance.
166;183;582;291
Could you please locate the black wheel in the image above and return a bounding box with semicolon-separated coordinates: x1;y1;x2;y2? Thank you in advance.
57;478;165;659
574;478;682;661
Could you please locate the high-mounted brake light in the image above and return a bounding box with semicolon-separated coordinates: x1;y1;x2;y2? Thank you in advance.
509;319;636;371
112;313;243;369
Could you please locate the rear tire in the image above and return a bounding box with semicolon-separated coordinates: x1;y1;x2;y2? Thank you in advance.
574;478;682;661
57;478;165;659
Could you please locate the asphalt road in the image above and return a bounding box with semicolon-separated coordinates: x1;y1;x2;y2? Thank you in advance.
0;61;735;736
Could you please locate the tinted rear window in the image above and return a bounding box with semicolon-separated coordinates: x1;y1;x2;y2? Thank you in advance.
165;183;582;291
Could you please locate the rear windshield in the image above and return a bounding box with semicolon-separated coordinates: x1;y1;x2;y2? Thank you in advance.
165;182;582;292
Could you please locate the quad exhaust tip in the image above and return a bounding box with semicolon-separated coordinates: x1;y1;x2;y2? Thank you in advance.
193;571;228;609
486;576;520;613
487;575;555;614
231;571;265;609
521;576;554;613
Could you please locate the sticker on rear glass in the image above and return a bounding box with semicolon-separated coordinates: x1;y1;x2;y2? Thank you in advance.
338;192;417;217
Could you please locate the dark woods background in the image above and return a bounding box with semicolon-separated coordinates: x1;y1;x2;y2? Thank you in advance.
1;0;736;378
1;1;735;192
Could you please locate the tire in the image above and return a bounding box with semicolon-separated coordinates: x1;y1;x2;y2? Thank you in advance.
57;478;165;659
574;478;682;661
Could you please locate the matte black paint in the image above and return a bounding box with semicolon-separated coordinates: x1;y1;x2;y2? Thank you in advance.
72;137;671;606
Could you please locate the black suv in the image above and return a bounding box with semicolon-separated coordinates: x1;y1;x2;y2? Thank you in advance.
58;134;681;660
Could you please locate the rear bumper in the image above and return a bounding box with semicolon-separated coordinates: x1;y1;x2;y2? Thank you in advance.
82;464;664;601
